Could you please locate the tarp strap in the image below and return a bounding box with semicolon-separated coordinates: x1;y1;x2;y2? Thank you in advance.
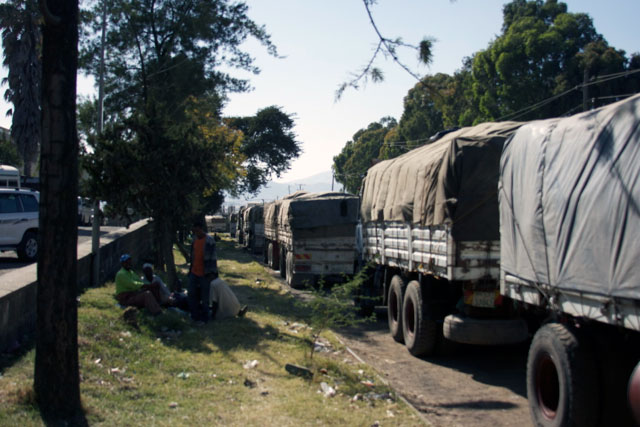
498;183;551;302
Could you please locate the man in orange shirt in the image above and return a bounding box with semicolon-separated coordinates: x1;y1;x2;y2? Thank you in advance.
188;219;219;323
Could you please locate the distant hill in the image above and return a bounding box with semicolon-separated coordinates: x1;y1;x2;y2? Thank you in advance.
225;170;349;208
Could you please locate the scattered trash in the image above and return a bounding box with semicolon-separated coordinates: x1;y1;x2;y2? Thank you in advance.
243;378;256;388
386;409;395;418
243;360;259;369
313;338;333;353
365;392;394;402
177;372;190;380
260;391;269;396
287;322;308;333
357;369;364;376
360;380;374;387
120;331;132;338
352;393;363;402
94;358;102;365
371;421;381;427
319;368;328;375
169;402;178;409
110;367;125;374
320;382;336;397
285;363;313;379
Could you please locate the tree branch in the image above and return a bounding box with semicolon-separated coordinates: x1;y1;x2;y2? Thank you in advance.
336;0;433;100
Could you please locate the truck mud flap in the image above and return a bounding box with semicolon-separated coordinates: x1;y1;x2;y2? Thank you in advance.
443;314;528;345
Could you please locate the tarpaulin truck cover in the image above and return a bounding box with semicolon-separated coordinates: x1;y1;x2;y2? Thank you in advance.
500;94;640;301
277;192;359;230
360;121;523;241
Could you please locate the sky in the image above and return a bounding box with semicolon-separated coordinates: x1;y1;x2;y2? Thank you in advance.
0;0;638;183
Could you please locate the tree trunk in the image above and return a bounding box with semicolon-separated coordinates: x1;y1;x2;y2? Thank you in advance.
159;218;178;290
34;0;84;423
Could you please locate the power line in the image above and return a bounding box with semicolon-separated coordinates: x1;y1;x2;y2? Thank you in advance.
497;68;640;121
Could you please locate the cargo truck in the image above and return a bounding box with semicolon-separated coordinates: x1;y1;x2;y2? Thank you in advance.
357;121;528;355
357;95;640;426
242;204;264;254
499;94;640;426
264;192;359;288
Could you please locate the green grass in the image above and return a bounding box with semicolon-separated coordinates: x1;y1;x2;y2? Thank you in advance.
0;236;423;426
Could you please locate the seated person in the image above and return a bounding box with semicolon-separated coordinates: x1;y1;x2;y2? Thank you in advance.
209;276;248;320
141;262;171;306
115;254;162;315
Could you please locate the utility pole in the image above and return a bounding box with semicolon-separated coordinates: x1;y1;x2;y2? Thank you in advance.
91;0;106;286
582;68;589;112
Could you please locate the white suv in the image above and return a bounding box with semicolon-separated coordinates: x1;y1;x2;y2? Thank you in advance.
0;188;39;261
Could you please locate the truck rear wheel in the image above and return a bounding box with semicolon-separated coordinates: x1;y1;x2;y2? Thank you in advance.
286;251;304;289
267;242;275;268
279;247;286;278
402;280;437;356
388;275;406;343
527;323;598;427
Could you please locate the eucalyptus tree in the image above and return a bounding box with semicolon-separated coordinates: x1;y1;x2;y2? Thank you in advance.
0;0;41;176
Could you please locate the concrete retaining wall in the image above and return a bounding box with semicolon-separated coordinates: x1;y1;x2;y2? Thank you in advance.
0;219;154;353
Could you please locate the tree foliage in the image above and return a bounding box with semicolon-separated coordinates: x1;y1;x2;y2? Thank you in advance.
79;0;301;284
332;117;396;194
333;0;640;189
225;106;301;195
0;0;41;176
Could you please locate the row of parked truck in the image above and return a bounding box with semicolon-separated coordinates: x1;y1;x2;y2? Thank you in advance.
231;95;640;426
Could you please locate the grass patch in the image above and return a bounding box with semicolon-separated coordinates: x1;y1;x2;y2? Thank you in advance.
0;236;423;426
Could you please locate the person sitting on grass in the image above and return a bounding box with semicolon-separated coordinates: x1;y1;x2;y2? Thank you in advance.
115;254;163;315
141;262;171;306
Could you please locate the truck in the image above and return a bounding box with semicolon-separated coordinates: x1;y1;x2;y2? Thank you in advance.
264;192;359;288
206;214;227;233
499;94;640;426
242;204;264;254
0;165;20;188
357;96;640;426
358;121;528;356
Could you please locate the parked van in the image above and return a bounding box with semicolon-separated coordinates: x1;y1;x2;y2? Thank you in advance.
0;165;20;188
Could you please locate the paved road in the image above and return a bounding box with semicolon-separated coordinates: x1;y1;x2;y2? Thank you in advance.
0;225;122;274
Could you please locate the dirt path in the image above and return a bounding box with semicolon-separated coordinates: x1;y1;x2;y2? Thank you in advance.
337;318;532;427
258;254;533;427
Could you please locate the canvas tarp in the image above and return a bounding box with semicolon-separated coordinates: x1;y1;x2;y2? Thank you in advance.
360;121;523;241
499;94;640;301
277;192;359;230
264;191;308;229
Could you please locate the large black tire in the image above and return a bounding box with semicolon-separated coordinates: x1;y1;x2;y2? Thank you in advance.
263;241;269;264
267;242;274;268
17;231;38;262
527;323;599;427
387;275;406;343
286;251;304;289
402;280;438;356
279;247;286;278
353;264;376;317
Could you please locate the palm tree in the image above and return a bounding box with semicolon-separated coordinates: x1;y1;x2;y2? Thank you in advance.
0;0;41;177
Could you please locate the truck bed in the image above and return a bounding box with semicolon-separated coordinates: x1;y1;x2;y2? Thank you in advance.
363;222;499;281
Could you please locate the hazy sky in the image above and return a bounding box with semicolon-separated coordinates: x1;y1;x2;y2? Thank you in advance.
0;1;638;183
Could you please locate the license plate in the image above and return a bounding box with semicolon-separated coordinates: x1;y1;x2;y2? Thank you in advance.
472;291;496;308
